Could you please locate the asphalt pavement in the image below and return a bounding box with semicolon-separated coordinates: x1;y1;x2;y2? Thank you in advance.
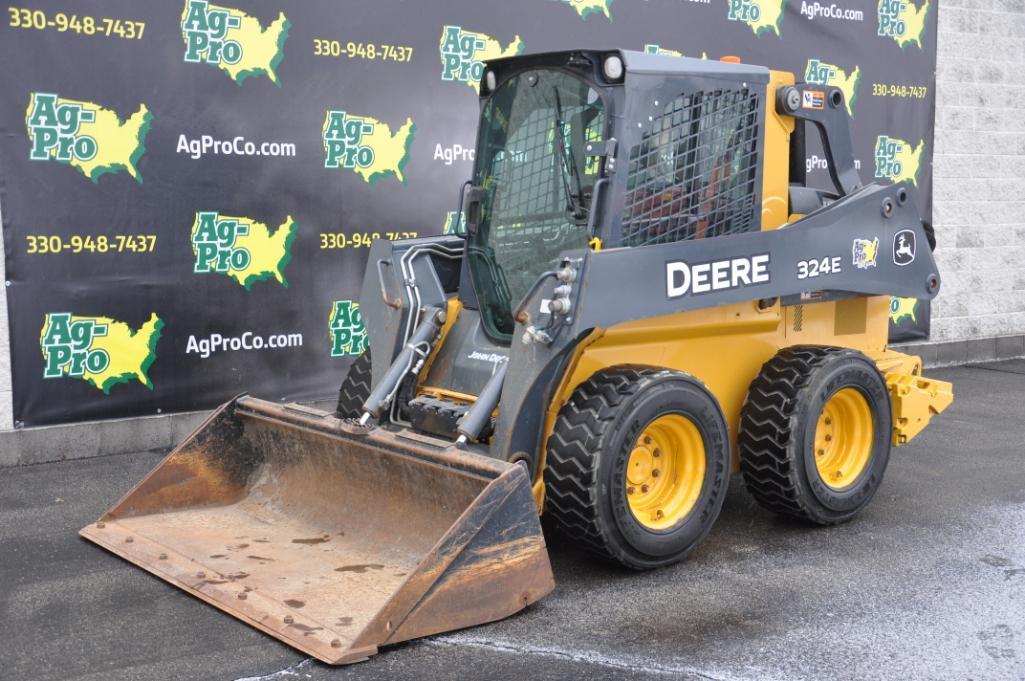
2;361;1024;681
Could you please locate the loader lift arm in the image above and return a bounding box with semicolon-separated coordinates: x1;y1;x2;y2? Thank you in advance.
779;83;862;198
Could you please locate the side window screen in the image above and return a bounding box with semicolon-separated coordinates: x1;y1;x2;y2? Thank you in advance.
620;89;760;247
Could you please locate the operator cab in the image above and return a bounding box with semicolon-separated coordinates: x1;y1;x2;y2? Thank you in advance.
461;51;767;343
467;66;606;341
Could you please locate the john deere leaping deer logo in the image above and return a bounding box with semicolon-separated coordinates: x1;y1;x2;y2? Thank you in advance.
852;237;879;270
892;229;916;267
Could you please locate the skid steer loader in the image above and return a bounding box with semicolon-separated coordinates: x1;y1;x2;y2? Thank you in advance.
83;50;953;664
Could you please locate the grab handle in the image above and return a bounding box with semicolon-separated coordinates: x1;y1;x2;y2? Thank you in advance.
376;259;402;309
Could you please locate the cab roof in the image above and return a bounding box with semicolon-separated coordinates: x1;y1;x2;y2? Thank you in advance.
484;49;770;82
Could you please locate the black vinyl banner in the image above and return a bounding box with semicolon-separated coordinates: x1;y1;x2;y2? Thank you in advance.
0;0;937;426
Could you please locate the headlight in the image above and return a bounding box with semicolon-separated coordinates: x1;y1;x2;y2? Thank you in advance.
602;54;624;82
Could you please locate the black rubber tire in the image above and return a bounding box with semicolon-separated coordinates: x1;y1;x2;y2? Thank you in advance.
922;220;936;251
738;346;892;525
334;350;372;418
544;366;731;570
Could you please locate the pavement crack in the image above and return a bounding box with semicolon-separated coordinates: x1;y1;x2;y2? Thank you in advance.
426;633;741;679
964;363;1025;376
232;657;313;681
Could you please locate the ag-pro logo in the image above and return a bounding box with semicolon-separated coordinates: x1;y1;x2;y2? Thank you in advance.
644;44;708;59
26;93;151;183
181;0;290;85
323;111;415;184
442;211;466;235
874;135;925;186
804;60;860;116
551;0;613;20
726;0;786;36
191;211;297;289
28;96;95;162
889;296;919;324
329;300;368;357
852;238;879;270
877;0;929;48
41;312;163;393
439;25;523;91
644;44;683;57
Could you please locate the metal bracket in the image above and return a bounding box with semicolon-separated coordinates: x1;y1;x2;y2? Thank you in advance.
777;85;861;197
584;138;616;157
585;137;617;173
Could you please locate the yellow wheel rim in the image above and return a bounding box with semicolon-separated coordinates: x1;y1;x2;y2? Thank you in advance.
814;388;874;490
626;414;705;530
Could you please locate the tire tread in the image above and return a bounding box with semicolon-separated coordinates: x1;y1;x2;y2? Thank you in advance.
738;345;859;523
545;366;695;566
335;350;372;418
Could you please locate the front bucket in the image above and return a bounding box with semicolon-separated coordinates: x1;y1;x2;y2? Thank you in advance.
80;397;554;664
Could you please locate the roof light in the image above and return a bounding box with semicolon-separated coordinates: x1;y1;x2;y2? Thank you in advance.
602;54;624;82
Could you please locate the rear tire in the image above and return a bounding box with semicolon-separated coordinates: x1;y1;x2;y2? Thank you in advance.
545;366;730;570
335;350;372;418
738;346;892;525
922;220;936;251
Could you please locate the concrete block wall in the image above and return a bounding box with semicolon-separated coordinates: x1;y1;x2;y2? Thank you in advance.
931;0;1025;341
0;203;11;431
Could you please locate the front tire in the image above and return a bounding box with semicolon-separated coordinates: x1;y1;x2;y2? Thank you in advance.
738;346;892;525
334;350;372;418
545;366;730;569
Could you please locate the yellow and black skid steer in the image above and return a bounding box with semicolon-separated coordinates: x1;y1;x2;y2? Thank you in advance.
83;50;953;664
